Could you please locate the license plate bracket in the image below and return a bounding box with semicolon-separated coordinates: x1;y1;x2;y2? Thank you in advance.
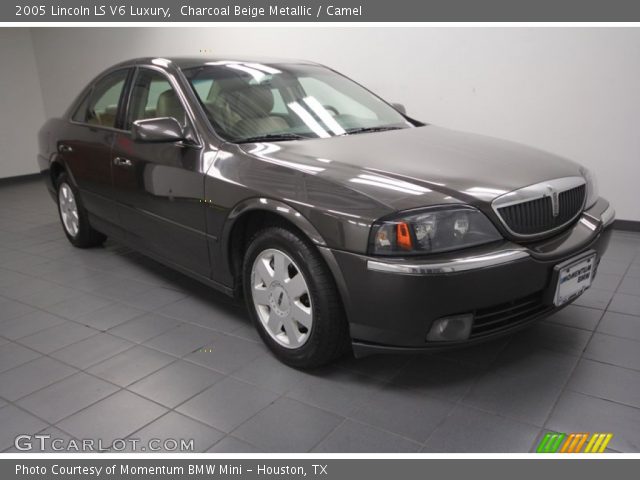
551;250;597;307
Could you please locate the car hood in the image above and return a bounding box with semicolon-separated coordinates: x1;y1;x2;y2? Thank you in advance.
239;125;584;211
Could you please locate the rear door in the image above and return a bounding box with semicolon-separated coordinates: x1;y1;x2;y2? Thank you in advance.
110;67;210;277
59;68;131;227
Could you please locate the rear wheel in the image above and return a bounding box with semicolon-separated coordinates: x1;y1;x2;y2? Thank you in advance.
243;226;349;368
56;173;106;248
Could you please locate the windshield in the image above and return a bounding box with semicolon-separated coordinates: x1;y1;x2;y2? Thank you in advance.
185;62;413;142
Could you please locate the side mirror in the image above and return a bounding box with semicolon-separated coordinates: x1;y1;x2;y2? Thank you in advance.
132;117;185;143
391;103;406;115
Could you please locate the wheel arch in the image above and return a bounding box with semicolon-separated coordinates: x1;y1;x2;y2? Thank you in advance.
222;197;327;295
50;158;66;184
48;153;79;190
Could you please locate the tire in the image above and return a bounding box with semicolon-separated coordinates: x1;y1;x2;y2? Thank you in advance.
243;226;350;368
56;172;107;248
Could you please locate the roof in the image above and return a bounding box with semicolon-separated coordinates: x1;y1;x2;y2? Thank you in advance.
112;56;320;71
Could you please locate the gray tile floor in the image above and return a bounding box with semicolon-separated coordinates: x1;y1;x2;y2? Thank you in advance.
1;178;640;453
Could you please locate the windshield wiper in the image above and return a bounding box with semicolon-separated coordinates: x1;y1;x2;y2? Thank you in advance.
237;133;309;143
343;126;404;135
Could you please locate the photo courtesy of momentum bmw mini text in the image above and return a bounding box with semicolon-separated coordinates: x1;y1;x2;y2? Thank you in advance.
15;463;312;476
0;0;639;479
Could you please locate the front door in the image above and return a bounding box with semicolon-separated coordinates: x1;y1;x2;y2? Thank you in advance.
111;67;210;278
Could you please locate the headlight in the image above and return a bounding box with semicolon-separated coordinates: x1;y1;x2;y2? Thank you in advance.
370;206;502;256
581;167;599;208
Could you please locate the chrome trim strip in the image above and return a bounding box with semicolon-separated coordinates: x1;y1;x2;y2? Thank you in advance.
582;210;600;223
491;176;586;240
492;177;586;209
367;249;530;275
579;216;598;231
600;205;616;227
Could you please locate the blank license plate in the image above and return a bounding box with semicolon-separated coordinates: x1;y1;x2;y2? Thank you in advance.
554;254;596;307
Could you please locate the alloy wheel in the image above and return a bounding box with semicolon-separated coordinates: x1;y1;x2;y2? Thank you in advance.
58;182;79;237
251;248;313;349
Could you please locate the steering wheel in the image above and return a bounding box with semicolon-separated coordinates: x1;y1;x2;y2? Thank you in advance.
323;105;340;116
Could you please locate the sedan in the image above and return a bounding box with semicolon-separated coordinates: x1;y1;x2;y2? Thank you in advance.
38;56;614;368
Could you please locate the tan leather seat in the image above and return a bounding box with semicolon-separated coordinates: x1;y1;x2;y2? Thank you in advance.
205;96;238;134
88;105;118;127
156;89;186;124
219;85;288;138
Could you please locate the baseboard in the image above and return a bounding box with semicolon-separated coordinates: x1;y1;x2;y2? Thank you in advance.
613;220;640;232
0;172;41;186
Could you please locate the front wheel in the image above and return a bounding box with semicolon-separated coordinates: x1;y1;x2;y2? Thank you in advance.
56;173;106;248
243;226;349;368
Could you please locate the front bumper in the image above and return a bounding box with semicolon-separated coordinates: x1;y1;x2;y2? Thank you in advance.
323;198;614;356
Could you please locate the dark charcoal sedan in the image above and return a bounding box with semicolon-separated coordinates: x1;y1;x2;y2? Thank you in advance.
38;56;614;368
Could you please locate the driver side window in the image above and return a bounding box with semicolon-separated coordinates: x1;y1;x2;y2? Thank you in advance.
126;69;187;129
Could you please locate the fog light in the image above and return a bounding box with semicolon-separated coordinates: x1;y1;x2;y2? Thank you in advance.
426;314;473;342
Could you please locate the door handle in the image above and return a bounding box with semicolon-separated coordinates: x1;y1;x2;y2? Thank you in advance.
113;157;133;167
58;144;73;153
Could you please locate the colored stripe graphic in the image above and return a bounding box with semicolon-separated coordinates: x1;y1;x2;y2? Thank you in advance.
584;433;613;453
537;432;566;453
560;433;577;453
537;432;613;453
562;433;588;453
572;433;589;453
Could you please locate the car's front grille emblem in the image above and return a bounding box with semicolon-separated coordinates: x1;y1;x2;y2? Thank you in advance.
547;186;560;218
492;177;586;238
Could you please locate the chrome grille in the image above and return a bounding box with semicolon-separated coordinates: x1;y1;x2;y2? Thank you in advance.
493;177;586;238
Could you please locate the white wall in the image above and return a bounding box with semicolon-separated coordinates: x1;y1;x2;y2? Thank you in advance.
0;29;46;178
25;27;640;220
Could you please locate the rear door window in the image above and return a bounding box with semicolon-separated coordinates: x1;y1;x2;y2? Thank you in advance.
74;69;129;129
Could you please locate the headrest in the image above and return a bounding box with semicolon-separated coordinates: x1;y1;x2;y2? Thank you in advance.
221;85;275;118
156;89;184;121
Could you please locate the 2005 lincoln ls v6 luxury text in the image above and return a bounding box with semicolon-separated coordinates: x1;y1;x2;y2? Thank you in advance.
38;57;614;368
